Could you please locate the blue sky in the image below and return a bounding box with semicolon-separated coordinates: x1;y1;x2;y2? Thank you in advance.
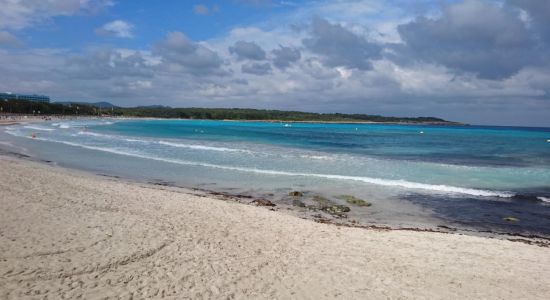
1;0;549;126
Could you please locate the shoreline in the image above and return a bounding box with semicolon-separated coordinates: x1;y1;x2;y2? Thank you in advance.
2;146;550;246
1;139;549;245
3;120;550;241
1;154;550;298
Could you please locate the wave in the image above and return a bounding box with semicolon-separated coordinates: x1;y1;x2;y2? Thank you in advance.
78;131;107;137
74;130;254;153
23;125;55;132
76;131;247;152
158;141;252;153
539;197;550;203
22;136;516;198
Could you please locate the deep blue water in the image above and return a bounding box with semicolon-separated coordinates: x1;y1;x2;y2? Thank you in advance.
98;120;550;167
3;119;550;235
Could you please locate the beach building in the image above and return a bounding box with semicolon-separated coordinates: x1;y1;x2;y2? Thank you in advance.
0;92;50;103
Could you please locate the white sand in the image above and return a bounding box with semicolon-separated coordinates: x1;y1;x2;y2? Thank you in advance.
1;156;549;299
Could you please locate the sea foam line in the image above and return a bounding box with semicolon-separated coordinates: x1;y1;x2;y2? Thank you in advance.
22;135;516;199
77;131;252;153
158;141;252;153
23;125;55;132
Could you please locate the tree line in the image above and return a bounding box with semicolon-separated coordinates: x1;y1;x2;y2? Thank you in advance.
0;99;452;124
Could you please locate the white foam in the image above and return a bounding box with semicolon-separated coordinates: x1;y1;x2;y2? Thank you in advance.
125;138;148;143
25;136;516;199
538;197;550;203
299;154;336;161
23;125;55;132
78;131;107;137
158;141;252;153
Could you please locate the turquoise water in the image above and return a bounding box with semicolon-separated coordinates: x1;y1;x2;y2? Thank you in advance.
3;119;550;234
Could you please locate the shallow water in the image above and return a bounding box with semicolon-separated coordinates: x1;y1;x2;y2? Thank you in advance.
3;119;550;236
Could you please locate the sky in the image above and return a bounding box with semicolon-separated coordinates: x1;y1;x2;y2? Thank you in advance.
0;0;549;126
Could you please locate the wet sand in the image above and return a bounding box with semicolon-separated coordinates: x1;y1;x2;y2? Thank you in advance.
1;156;549;299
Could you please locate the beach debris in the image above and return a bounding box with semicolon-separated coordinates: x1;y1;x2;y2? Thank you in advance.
289;191;304;197
292;199;306;207
251;199;276;207
503;216;519;222
339;195;372;207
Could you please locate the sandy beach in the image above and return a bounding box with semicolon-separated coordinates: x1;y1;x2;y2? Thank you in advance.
1;156;549;299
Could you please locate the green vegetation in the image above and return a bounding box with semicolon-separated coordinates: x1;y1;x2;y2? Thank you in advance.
338;195;372;207
0;99;98;115
108;107;452;123
0;99;455;124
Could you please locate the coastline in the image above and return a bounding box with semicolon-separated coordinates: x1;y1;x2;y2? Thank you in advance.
1;113;464;126
1;154;550;298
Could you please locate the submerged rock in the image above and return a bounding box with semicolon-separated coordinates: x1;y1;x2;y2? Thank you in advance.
339;195;372;207
251;199;276;207
289;191;304;197
321;205;351;218
512;194;541;203
312;195;331;206
292;199;306;207
307;195;352;217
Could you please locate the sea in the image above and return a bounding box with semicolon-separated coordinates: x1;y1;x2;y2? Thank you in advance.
2;119;550;236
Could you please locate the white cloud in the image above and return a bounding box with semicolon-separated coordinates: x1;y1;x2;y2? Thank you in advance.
95;20;134;38
0;0;113;30
0;0;549;125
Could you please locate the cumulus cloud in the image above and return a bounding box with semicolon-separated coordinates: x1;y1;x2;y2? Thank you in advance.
154;32;224;75
1;0;549;126
0;0;113;30
242;62;272;75
397;0;536;79
272;45;301;69
507;0;550;45
95;20;134;38
229;41;267;61
65;49;152;79
303;17;382;70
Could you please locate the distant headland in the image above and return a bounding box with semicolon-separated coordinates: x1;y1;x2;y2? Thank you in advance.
0;96;460;125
